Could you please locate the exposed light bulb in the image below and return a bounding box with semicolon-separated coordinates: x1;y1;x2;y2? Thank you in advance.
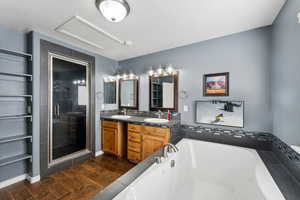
129;73;135;79
157;67;163;75
148;68;154;76
166;65;174;74
116;74;121;80
122;73;127;79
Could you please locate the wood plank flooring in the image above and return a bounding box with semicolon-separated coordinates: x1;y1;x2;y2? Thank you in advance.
0;154;135;200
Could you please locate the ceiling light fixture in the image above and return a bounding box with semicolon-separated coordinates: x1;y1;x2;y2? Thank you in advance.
96;0;130;23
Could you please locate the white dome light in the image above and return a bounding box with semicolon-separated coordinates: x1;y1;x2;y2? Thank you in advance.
96;0;130;23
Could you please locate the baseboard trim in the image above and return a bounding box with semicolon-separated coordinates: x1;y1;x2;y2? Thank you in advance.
95;150;104;157
26;175;41;184
0;174;27;189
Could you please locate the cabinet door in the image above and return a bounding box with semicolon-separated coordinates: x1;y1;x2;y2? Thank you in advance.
102;127;117;154
142;135;165;160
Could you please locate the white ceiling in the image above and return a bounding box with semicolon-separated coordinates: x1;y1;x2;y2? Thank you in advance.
0;0;285;61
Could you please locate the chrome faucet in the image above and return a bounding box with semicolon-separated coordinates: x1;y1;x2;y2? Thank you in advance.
155;110;163;119
154;144;179;164
121;108;127;115
163;143;179;158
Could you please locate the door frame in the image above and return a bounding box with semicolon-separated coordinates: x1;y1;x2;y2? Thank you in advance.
40;40;95;177
48;52;91;167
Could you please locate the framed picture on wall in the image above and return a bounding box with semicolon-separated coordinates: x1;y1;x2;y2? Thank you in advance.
203;72;229;96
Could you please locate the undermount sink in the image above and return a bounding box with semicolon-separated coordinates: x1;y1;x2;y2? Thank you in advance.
144;118;169;123
111;115;131;119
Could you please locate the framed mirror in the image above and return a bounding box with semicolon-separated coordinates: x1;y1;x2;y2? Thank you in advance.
149;74;178;111
103;81;117;104
119;79;139;109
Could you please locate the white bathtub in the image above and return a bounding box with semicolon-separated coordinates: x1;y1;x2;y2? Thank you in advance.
114;139;285;200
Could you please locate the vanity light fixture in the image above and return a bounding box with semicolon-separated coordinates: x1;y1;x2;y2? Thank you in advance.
103;76;116;82
104;72;138;82
148;64;178;77
96;0;130;23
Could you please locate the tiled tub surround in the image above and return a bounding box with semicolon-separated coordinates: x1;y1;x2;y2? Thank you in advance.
93;125;300;200
178;125;274;150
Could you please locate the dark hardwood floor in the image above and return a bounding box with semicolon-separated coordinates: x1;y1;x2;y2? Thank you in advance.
0;154;135;200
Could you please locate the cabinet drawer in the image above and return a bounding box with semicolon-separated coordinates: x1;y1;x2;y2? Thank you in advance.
128;141;141;152
144;126;170;138
102;120;118;128
128;131;141;143
128;123;142;132
128;150;141;163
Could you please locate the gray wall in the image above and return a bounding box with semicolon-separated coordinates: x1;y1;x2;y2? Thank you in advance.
271;0;300;146
120;27;273;132
0;24;117;182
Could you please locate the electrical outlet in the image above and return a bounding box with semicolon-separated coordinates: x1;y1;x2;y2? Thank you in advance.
183;105;189;112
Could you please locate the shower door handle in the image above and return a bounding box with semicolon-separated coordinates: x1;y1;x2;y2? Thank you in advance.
57;104;60;117
53;105;57;118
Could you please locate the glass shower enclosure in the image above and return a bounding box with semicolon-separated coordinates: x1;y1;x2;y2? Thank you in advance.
48;53;90;166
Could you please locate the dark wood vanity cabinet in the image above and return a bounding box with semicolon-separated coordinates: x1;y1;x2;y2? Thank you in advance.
101;120;125;157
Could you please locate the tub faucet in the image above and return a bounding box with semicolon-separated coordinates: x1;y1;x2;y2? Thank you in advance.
163;143;179;158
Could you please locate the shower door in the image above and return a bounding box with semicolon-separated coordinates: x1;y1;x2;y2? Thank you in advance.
48;53;90;166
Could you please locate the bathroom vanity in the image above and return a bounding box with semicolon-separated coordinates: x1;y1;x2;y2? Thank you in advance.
101;113;179;163
101;119;173;163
